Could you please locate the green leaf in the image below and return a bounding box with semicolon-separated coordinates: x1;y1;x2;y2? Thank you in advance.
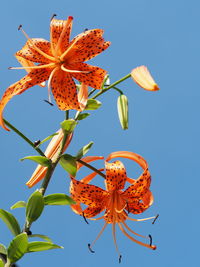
26;191;44;224
7;233;28;263
59;154;77;176
0;209;21;236
75;141;94;160
60;119;77;133
117;94;129;130
28;234;52;243
76;113;90;121
44;193;75;206
10;201;26;210
37;133;58;147
0;259;4;267
20;156;51;167
0;244;7;255
85;99;102;110
27;242;63;252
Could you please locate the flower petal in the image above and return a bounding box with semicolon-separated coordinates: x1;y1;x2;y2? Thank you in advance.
50;16;73;55
131;66;159;91
50;70;80;110
78;83;88;111
16;39;52;64
125;190;153;214
26;131;73;188
64;29;110;63
70;178;107;207
71;202;104;218
105;160;127;191
0;68;52;130
68;62;107;89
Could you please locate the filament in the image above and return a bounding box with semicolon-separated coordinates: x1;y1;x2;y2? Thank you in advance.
61;64;91;74
47;67;58;103
112;223;122;262
9;63;56;70
89;222;107;249
127;215;156;222
122;221;148;239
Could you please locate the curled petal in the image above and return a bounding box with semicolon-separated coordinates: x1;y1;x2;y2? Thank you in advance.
69;62;107;89
26;130;73;188
131;66;159;91
0;67;52;130
51;69;80;110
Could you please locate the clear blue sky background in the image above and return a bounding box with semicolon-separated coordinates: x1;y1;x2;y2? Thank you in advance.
0;0;199;266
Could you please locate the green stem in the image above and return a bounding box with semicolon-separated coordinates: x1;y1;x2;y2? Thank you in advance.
77;159;106;179
3;119;45;157
92;73;131;99
112;86;123;95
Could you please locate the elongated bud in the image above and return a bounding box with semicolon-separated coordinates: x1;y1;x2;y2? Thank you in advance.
117;94;128;130
131;66;159;91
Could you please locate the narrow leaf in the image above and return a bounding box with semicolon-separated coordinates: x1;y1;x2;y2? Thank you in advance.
76;113;90;121
20;156;51;167
26;191;44;224
10;201;26;210
44;193;76;206
37;133;58;147
27;242;63;252
59;154;77;176
85;99;102;110
75;141;94;160
60;119;77;133
7;233;28;263
0;209;21;236
0;244;7;255
29;234;52;243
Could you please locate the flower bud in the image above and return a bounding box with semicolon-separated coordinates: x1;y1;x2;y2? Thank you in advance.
117;94;129;130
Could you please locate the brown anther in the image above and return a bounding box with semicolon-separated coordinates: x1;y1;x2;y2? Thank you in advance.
152;214;159;224
44;100;54;106
119;255;122;263
82;212;89;224
88;243;95;253
18;24;22;31
50;14;57;21
148;234;152;246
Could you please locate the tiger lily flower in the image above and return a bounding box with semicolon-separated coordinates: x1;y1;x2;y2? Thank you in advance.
131;65;159;91
26;129;72;188
70;151;156;260
0;16;111;130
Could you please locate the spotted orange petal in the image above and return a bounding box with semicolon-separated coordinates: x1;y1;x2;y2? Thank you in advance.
65;29;110;63
131;66;159;91
50;69;80;110
70;177;108;207
50;16;73;56
0;67;52;130
16;39;52;64
125;190;153;214
105;160;127;191
68;62;107;89
71;202;105;218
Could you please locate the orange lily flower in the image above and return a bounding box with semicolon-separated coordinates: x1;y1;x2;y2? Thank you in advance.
0;16;111;130
131;65;159;91
26;129;72;188
70;151;156;259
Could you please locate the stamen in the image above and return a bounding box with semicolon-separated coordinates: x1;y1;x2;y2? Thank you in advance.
82;212;89;224
8;63;56;70
127;215;156;222
118;223;156;250
89;222;107;251
119;255;122;264
44;100;54;106
122;221;148;239
47;67;58;103
18;26;56;62
152;214;159;224
89;215;105;221
61;64;91;74
112;223;122;262
88;243;95;253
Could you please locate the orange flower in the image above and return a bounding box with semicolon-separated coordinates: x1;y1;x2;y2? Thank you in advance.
26;129;72;188
0;16;111;130
131;65;159;91
70;151;156;259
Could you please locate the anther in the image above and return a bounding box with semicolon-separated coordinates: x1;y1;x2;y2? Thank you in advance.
18;24;22;31
50;14;57;21
119;255;122;263
44;100;54;106
148;234;152;246
82;212;89;224
152;214;159;224
88;243;95;253
33;140;41;147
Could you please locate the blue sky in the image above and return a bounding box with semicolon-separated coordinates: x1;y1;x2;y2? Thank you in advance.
0;0;199;266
